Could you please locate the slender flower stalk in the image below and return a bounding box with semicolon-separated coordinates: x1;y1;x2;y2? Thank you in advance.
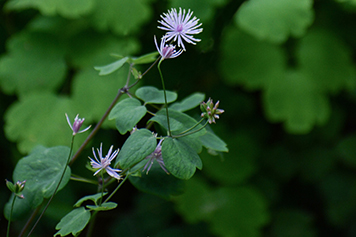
158;8;203;50
27;136;75;237
172;120;209;138
157;60;172;136
7;195;16;237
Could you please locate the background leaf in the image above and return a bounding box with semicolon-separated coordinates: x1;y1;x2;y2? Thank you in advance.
6;0;96;18
235;0;314;43
0;31;66;96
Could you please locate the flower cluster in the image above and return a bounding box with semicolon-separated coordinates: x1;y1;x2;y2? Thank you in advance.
200;98;225;124
88;143;122;180
155;7;203;59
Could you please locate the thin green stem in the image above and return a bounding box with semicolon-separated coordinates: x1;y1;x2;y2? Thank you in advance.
103;175;129;204
157;60;172;137
70;174;98;185
26;136;75;237
99;173;105;206
141;56;161;78
7;195;16;237
172;121;209;138
18;205;41;237
86;211;97;237
178;118;205;135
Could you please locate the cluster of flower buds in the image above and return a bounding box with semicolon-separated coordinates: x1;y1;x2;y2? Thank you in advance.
6;180;26;199
200;98;225;124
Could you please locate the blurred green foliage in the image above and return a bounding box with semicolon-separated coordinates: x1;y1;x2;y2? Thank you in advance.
1;0;356;236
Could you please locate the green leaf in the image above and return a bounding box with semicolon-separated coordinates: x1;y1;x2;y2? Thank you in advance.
54;207;91;237
6;0;96;18
177;136;203;154
219;27;286;90
199;129;228;152
86;202;117;211
263;70;331;134
89;0;152;35
170;93;205;112
94;57;129;76
297;29;356;94
162;137;202;180
235;0;314;43
4;146;71;220
116;129;157;168
0;31;66;96
73;193;108;207
136;86;178;104
109;98;147;134
129;163;185;199
130;51;159;64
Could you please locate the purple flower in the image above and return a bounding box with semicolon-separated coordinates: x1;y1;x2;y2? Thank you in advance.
143;140;169;174
158;8;203;51
154;35;183;60
65;113;91;136
88;143;122;180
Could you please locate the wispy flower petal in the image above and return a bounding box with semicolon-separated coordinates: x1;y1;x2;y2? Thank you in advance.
143;140;169;174
88;143;121;180
158;8;203;51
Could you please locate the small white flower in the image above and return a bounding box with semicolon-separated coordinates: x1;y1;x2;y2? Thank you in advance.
65;113;91;136
158;8;203;51
88;143;121;180
154;35;183;60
